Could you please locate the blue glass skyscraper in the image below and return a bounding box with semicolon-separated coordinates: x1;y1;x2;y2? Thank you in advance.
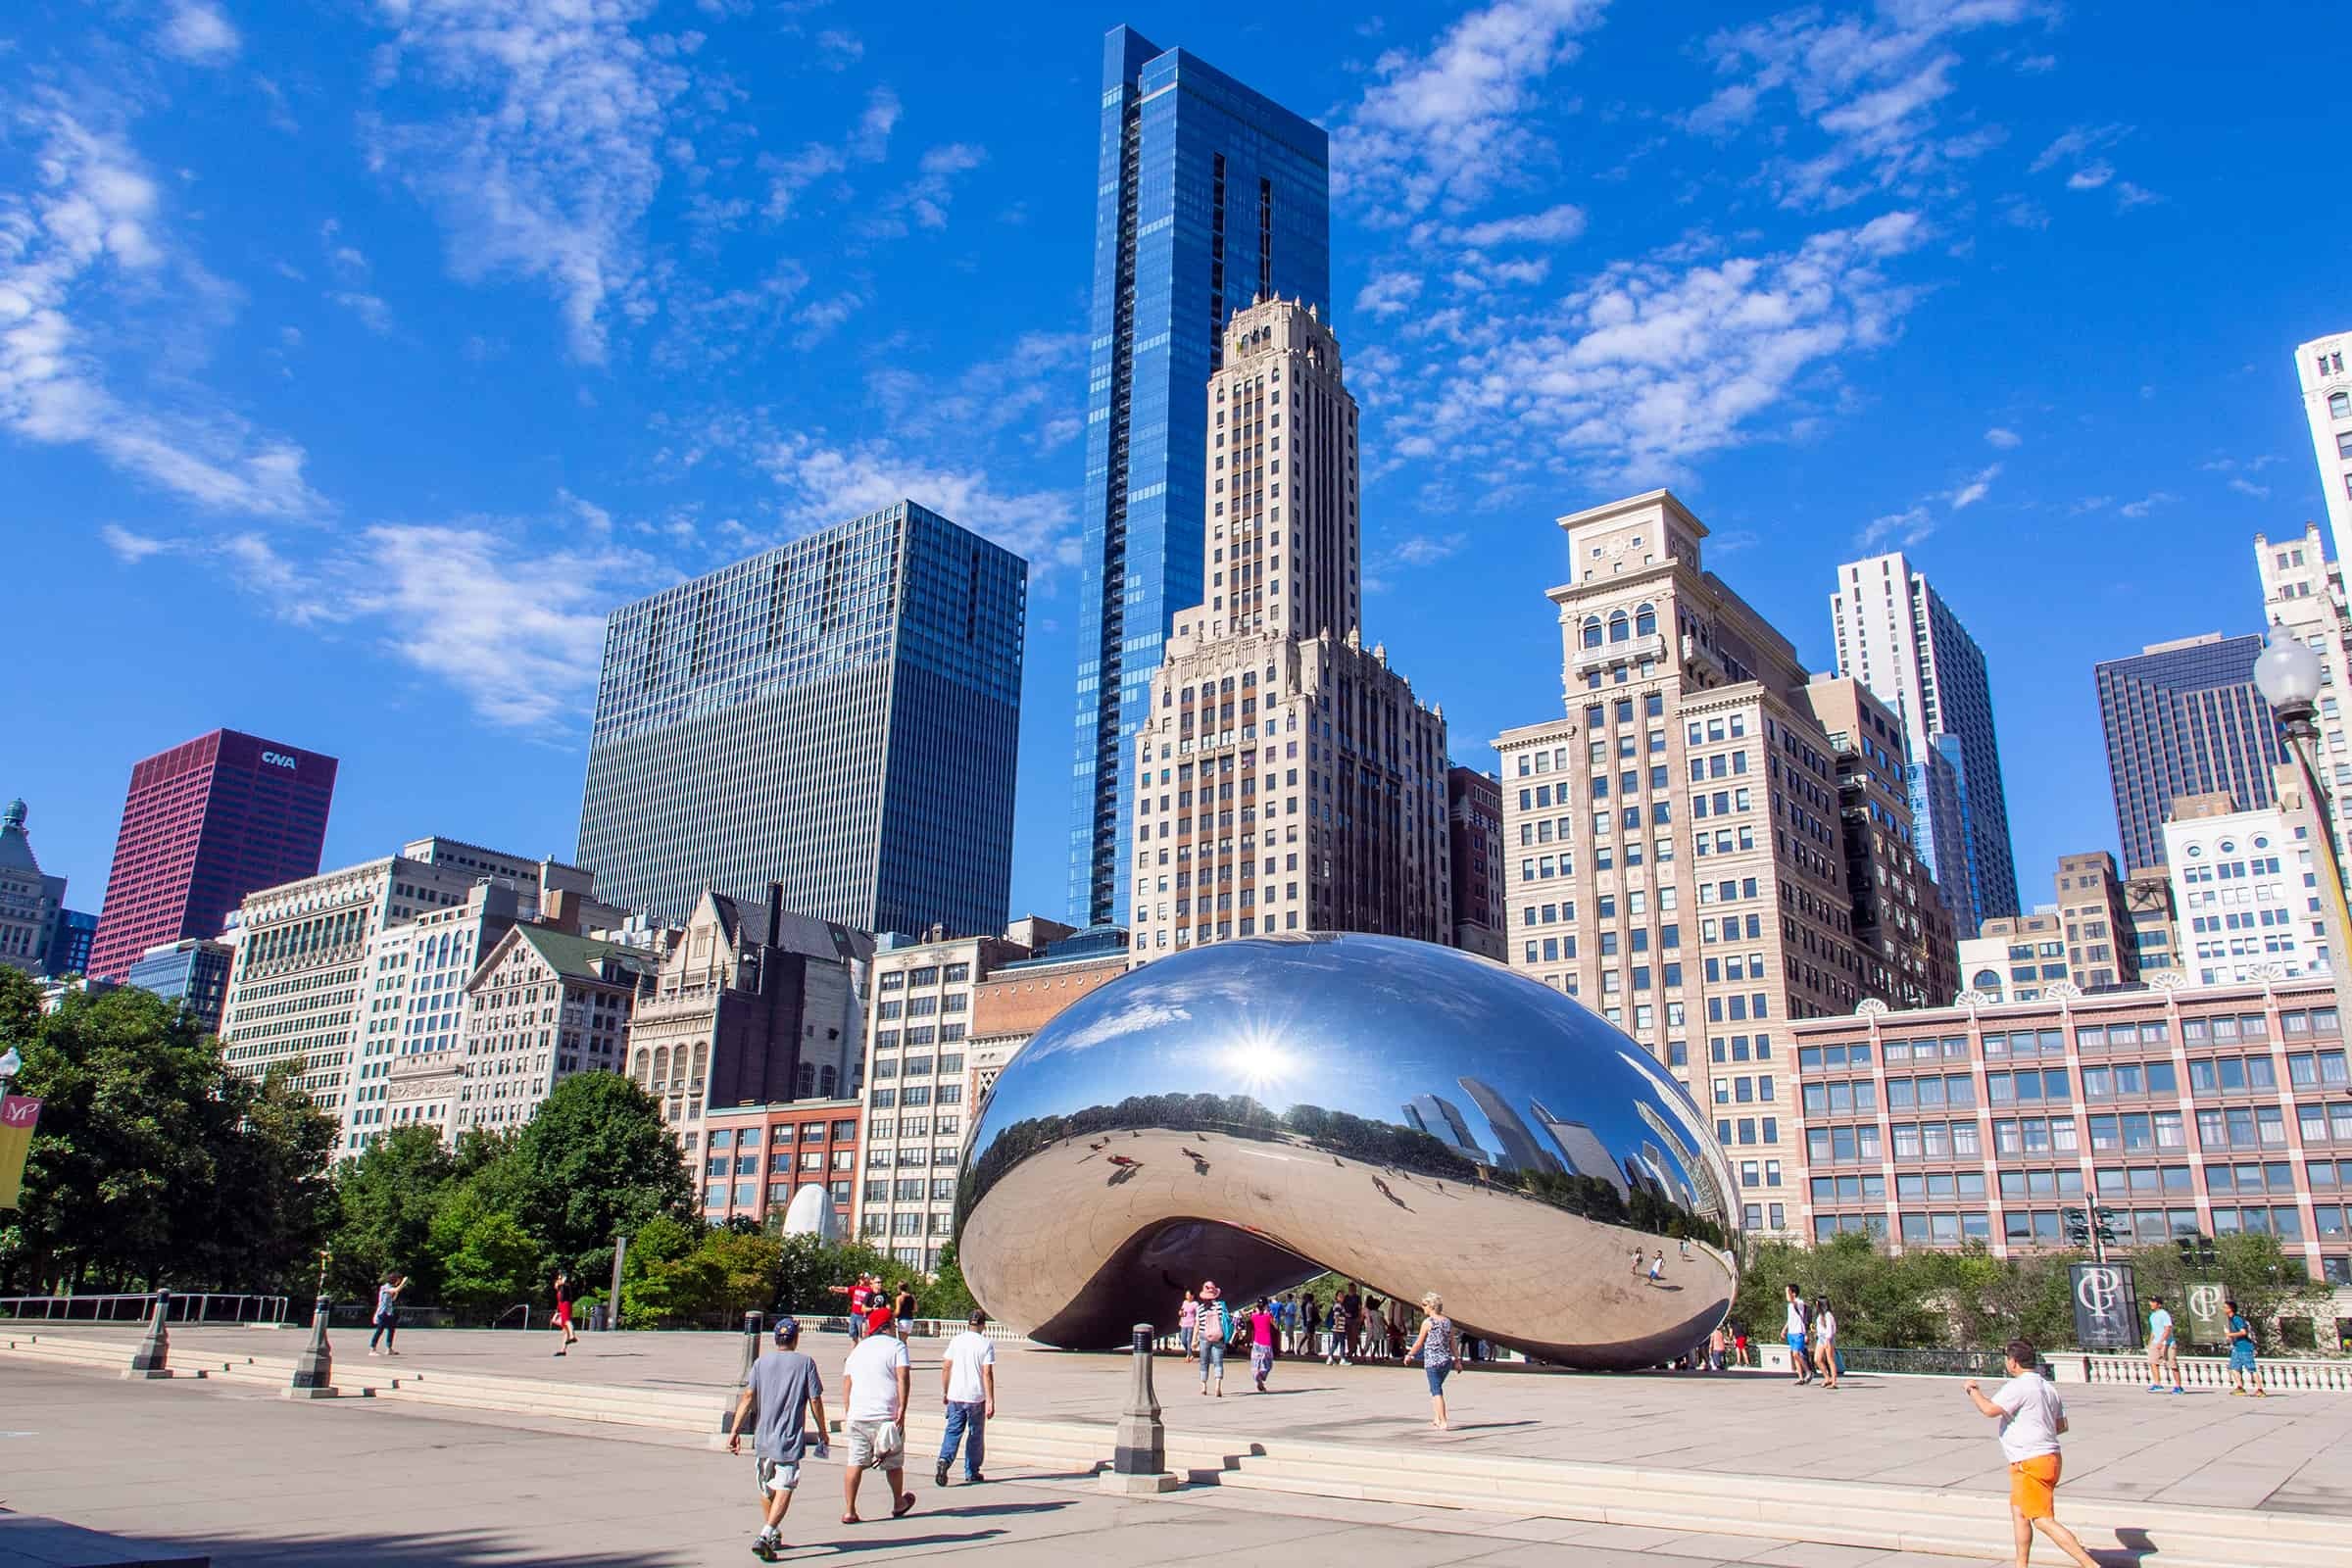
1066;24;1331;925
576;501;1026;937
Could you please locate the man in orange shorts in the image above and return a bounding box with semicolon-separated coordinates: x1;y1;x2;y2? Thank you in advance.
1963;1339;2100;1567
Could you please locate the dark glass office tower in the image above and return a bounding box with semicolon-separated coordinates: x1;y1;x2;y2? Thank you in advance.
2095;633;2287;873
576;502;1026;937
1066;24;1331;925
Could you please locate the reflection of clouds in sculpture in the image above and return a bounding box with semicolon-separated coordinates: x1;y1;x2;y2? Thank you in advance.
958;934;1742;1371
1022;997;1193;1060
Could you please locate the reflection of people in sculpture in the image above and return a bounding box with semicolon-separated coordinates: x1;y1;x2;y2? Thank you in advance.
1647;1250;1664;1286
1106;1152;1140;1168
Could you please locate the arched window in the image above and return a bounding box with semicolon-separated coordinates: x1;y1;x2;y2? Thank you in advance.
2332;391;2350;419
819;1064;838;1097
1972;969;2001;991
1608;611;1631;643
1582;616;1603;649
797;1062;815;1098
1635;604;1657;638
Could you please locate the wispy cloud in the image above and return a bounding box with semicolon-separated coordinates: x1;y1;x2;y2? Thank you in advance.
1445;203;1589;247
103;506;658;733
2118;492;2177;518
1336;0;1612;222
869;142;987;234
1857;503;1934;550
1393;211;1928;483
1356;270;1425;319
762;87;900;221
364;0;691;363
1363;530;1469;593
760;434;1078;571
1984;426;2021;449
1944;462;2000;510
1686;0;2035;210
2227;477;2270;500
0;95;320;516
157;1;241;65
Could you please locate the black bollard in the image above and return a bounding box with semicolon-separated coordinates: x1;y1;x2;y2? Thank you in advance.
287;1294;337;1398
125;1288;172;1380
1102;1321;1177;1494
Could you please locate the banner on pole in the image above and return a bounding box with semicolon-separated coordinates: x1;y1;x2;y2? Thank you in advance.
2184;1281;2229;1348
0;1095;40;1211
2070;1261;2139;1350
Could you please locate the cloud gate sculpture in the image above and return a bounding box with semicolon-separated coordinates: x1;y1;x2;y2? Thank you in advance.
956;933;1740;1370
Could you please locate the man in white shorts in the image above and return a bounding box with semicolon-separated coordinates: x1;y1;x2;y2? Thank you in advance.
841;1306;916;1524
725;1316;829;1562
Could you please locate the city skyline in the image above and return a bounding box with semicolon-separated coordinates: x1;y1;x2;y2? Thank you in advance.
10;4;2350;938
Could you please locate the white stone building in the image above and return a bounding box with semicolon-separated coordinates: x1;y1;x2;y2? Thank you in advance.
2295;331;2352;564
2165;776;2339;986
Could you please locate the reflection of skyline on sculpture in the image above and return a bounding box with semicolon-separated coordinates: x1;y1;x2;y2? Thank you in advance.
957;934;1741;1370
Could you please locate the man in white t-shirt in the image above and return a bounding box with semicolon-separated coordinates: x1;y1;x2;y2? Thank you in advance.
840;1307;915;1524
934;1308;998;1488
1963;1339;2100;1568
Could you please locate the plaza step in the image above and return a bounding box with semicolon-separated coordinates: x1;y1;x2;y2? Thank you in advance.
1207;1438;2343;1568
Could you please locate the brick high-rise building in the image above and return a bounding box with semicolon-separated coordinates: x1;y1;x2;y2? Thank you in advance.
1494;490;1867;1236
88;729;336;980
1447;766;1506;960
1800;676;1957;1009
1130;297;1450;958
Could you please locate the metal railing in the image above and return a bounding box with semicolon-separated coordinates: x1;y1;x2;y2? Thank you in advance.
1834;1347;2020;1378
0;1291;289;1325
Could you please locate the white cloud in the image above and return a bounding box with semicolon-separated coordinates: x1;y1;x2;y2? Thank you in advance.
364;0;692;363
2113;181;2161;211
105;507;657;732
101;523;172;562
2029;123;2126;174
891;143;987;231
331;291;394;334
760;433;1079;572
2064;161;2113;190
158;1;241;65
814;29;862;69
1356;270;1425;319
1449;203;1589;247
762;87;900;221
0;97;320;516
1984;425;2020;448
790;291;862;348
1336;0;1611;221
2228;477;2270;499
2118;492;2176;518
1397;212;1928;481
1690;1;2034;210
1944;462;1999;509
1857;503;1934;550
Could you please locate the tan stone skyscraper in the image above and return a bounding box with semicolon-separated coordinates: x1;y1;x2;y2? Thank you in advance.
1494;491;1875;1235
1131;297;1449;959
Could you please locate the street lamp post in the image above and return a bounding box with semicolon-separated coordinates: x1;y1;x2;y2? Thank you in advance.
2254;622;2352;968
0;1046;21;1097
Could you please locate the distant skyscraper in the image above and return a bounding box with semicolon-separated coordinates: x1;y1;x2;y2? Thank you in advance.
1447;766;1507;960
576;501;1025;936
45;909;95;979
2294;331;2352;563
122;938;233;1034
1831;553;2020;929
0;799;66;976
2094;633;2288;874
87;730;337;981
1066;24;1331;927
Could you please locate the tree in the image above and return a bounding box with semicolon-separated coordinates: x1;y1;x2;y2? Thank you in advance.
925;1241;978;1321
429;1185;545;1310
0;978;334;1295
771;1234;899;1319
327;1125;459;1300
504;1073;692;1279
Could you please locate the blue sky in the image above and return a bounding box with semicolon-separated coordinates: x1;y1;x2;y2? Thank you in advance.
5;0;2345;929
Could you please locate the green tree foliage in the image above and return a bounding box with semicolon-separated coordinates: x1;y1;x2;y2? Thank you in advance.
924;1240;978;1321
326;1124;458;1299
429;1185;546;1309
503;1073;694;1278
0;975;335;1294
770;1234;900;1318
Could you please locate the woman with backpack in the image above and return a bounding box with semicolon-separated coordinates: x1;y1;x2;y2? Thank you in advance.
1196;1280;1234;1396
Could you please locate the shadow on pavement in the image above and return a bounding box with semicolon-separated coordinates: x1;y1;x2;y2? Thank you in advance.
144;1525;1016;1566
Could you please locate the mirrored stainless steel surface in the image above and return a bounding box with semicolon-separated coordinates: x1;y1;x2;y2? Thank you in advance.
956;933;1740;1369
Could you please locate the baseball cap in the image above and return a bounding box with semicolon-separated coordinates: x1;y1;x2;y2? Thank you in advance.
865;1306;895;1334
773;1315;801;1343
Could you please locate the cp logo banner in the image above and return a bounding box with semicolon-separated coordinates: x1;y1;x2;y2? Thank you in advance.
2069;1261;2139;1350
0;1095;40;1211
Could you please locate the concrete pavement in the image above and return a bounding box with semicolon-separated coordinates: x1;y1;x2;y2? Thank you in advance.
37;1322;2352;1517
3;1362;1978;1568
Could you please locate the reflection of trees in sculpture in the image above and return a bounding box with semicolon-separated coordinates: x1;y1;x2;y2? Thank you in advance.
959;1092;1721;1244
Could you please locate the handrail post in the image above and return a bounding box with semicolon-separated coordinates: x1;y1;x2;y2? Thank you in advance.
1101;1322;1177;1494
287;1294;337;1399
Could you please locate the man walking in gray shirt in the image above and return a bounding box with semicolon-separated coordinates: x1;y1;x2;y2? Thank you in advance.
727;1316;830;1562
